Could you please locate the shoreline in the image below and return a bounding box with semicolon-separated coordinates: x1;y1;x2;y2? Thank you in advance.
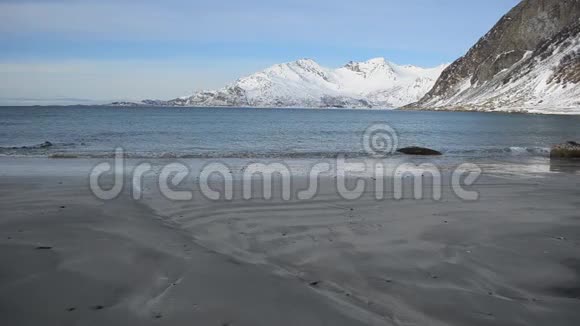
1;105;579;116
0;155;575;177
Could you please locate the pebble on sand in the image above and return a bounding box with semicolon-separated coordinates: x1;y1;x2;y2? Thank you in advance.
309;281;321;287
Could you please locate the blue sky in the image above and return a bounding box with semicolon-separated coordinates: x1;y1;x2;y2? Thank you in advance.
0;0;520;105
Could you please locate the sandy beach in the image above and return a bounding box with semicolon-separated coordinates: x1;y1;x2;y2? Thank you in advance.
1;158;579;325
3;0;580;324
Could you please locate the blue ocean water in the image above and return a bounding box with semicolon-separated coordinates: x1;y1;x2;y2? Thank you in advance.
1;106;579;160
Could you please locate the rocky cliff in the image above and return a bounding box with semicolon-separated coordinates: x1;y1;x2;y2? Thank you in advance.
408;0;580;114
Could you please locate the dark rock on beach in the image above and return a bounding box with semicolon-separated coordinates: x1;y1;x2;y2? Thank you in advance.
397;147;442;156
551;141;580;158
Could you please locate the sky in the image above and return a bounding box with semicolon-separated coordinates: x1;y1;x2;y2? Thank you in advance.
0;0;521;105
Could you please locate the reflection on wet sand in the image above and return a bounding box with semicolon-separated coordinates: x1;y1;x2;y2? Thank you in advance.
550;158;580;174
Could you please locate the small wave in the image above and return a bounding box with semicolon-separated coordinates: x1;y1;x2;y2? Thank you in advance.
0;141;54;150
43;150;378;159
0;142;82;159
508;146;551;155
1;145;552;159
446;146;550;157
49;153;82;159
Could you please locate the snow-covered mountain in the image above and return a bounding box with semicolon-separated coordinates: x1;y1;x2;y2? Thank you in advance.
168;58;447;108
408;0;580;114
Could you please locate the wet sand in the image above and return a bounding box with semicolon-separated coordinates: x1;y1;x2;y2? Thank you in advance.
0;176;370;326
1;159;580;325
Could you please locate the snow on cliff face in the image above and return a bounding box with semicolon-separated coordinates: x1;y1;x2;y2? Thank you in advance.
410;0;580;114
414;22;580;114
170;58;447;108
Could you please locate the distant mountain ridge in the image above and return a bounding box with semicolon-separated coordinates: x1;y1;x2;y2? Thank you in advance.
407;0;580;114
117;58;447;109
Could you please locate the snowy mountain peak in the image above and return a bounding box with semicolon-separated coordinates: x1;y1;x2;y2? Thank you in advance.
260;58;330;84
344;57;395;77
295;58;319;66
168;58;447;109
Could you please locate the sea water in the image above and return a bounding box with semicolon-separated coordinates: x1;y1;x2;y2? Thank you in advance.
1;106;579;162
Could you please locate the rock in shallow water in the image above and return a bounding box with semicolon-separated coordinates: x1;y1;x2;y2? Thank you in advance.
551;141;580;158
397;147;442;156
39;141;53;148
